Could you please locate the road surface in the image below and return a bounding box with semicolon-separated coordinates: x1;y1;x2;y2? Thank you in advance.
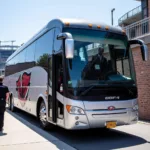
2;109;150;150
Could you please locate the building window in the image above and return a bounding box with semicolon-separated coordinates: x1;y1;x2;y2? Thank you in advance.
142;0;148;18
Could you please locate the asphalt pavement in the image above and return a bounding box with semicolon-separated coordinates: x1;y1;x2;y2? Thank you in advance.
0;109;150;150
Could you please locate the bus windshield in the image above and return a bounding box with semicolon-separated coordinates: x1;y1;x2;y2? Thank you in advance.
63;28;136;96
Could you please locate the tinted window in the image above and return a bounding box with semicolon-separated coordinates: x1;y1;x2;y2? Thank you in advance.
35;29;54;65
26;42;36;63
5;30;54;76
9;55;17;65
7;59;13;66
17;50;26;64
142;0;147;8
14;54;19;64
5;50;26;76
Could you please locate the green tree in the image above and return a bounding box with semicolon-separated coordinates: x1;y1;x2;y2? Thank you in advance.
36;54;51;71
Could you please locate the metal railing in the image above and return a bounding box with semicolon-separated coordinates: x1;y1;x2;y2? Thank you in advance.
123;17;150;39
118;5;141;25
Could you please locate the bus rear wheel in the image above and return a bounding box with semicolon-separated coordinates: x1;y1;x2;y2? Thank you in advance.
8;96;11;110
10;96;16;112
39;101;54;130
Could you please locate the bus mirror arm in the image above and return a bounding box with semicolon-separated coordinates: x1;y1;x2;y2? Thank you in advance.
129;39;148;61
57;32;73;40
57;32;74;59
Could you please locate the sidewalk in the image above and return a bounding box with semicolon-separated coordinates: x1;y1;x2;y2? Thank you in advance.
138;120;150;125
0;111;76;150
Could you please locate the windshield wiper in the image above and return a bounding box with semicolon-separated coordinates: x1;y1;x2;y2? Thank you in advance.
79;84;108;96
106;81;136;96
79;82;122;96
79;85;96;96
79;81;135;96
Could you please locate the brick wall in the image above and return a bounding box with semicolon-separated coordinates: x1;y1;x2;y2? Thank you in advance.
132;44;150;120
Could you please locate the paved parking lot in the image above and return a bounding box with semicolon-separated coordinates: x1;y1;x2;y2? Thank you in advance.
0;110;150;150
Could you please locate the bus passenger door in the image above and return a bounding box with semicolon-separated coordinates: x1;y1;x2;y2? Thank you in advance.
47;55;53;121
47;53;63;123
55;54;64;122
47;53;64;125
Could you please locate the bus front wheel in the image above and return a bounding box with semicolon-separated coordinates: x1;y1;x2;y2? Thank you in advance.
38;101;54;130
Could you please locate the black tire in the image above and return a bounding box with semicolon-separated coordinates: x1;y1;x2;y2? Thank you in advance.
38;101;54;130
7;96;11;110
10;96;16;112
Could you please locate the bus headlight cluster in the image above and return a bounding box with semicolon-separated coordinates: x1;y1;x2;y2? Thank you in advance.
66;105;85;115
133;105;138;111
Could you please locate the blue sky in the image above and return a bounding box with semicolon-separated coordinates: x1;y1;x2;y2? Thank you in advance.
0;0;140;46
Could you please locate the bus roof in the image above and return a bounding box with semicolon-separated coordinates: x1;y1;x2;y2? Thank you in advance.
7;18;124;62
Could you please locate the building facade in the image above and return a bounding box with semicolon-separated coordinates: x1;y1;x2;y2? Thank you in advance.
118;0;150;120
0;44;18;77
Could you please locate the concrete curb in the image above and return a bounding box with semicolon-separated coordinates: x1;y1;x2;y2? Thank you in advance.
138;120;150;125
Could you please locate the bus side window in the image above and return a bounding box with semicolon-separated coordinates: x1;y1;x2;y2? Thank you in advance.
35;29;54;71
15;50;26;73
25;42;36;67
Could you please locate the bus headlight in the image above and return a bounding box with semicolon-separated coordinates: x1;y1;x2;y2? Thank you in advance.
133;105;138;111
66;105;85;115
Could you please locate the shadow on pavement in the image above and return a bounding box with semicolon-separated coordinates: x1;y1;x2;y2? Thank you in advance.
0;132;7;136
7;109;147;150
49;127;147;150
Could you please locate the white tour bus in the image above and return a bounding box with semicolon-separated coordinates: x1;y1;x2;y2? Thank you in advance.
4;19;148;130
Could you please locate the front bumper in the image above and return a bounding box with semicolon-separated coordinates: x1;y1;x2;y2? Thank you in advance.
85;108;138;128
64;108;138;130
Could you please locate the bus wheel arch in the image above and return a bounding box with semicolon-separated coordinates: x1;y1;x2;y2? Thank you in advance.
36;97;53;130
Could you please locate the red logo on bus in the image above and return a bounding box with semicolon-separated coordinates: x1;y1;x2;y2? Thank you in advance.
108;106;115;111
16;72;31;101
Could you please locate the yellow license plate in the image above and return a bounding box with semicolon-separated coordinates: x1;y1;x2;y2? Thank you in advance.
106;122;116;128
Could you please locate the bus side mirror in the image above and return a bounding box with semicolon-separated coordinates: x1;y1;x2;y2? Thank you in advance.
65;39;74;59
57;32;74;59
129;39;148;61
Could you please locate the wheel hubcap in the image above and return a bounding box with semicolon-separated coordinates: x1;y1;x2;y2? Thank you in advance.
39;106;47;125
